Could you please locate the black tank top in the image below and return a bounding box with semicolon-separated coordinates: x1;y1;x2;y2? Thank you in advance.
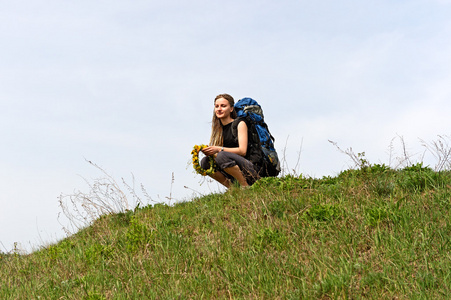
222;121;239;148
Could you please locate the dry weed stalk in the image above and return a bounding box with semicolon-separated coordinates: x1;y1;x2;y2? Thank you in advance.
420;134;451;171
330;135;450;171
329;136;417;170
280;136;303;176
328;140;370;169
386;135;420;169
58;160;155;233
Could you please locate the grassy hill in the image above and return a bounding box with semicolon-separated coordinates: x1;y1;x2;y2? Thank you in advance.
1;163;450;299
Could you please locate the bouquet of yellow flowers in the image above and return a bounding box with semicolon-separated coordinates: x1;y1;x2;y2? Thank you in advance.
191;144;216;176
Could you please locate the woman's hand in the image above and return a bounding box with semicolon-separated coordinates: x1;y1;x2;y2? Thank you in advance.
202;146;221;156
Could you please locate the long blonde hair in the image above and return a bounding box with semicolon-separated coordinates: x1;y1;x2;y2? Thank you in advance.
209;94;237;146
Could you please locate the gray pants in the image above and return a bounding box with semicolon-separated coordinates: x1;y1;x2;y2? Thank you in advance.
201;151;260;185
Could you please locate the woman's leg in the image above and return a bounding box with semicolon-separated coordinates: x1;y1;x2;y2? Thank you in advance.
201;153;259;188
200;156;232;188
223;165;249;187
216;152;259;186
209;171;232;188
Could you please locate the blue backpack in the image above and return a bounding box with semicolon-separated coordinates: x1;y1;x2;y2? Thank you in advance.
233;98;280;177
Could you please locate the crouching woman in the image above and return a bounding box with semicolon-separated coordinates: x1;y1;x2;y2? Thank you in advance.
201;94;262;188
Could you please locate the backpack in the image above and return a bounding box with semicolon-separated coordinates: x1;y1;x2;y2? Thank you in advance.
232;97;280;177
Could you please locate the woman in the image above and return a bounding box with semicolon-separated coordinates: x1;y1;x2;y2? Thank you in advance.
201;94;262;188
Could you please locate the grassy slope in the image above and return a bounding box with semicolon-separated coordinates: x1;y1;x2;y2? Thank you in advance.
1;164;451;299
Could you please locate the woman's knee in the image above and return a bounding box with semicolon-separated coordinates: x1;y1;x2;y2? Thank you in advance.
215;151;237;169
215;151;227;165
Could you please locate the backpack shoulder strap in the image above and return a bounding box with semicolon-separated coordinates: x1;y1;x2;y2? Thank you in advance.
231;117;247;138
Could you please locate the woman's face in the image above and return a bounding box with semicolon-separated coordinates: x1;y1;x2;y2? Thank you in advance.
214;98;234;119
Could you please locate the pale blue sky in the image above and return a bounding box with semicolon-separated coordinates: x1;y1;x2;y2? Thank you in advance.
1;0;451;252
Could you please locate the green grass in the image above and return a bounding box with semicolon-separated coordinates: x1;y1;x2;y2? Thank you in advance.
1;165;451;299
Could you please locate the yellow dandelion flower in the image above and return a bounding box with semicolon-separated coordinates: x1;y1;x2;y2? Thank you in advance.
191;144;216;176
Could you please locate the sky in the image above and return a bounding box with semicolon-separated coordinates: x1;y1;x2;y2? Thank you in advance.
1;0;451;253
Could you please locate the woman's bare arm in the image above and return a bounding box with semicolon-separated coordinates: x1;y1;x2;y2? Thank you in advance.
202;121;248;157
